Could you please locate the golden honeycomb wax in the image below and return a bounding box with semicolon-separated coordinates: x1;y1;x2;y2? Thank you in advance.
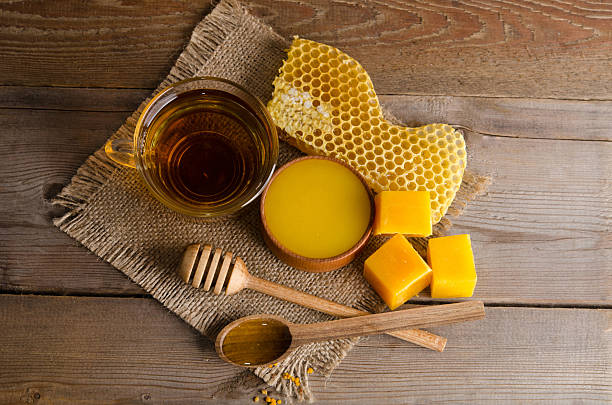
263;158;371;259
364;234;432;310
268;37;467;225
373;191;432;237
427;234;477;298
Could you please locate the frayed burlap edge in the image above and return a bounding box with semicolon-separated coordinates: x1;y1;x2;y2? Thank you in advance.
52;0;490;401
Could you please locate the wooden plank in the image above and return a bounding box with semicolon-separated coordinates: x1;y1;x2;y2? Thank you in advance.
0;86;149;112
0;295;249;404
3;87;611;141
422;132;612;305
1;91;611;303
382;100;612;305
0;107;145;295
1;1;612;99
0;295;609;403
312;305;612;404
0;0;214;89
379;95;612;142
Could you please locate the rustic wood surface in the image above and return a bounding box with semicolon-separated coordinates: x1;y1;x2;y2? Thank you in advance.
1;0;611;403
0;295;609;404
1;1;612;98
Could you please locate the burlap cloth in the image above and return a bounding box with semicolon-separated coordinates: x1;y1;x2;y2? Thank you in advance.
53;0;489;400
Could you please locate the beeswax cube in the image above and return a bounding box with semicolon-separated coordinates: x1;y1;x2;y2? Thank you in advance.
364;234;432;310
427;234;477;298
373;191;432;237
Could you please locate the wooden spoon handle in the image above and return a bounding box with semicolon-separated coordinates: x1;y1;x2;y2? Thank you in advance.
290;301;485;346
247;276;447;351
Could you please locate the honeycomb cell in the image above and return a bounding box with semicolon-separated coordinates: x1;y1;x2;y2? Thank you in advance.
268;37;467;224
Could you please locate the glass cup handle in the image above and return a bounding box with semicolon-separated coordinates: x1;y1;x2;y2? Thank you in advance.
104;138;136;168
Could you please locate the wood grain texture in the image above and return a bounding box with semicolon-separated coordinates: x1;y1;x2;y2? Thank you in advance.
290;301;484;346
0;0;214;89
1;88;610;304
382;102;612;305
379;95;612;142
0;294;250;404
0;86;149;112
0;106;145;295
0;295;609;404
1;1;612;99
312;305;612;404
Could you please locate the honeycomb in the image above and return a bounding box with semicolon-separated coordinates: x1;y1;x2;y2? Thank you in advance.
268;37;466;224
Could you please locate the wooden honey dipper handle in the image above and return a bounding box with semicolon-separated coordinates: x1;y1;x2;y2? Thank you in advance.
291;301;484;346
177;245;447;352
245;275;447;352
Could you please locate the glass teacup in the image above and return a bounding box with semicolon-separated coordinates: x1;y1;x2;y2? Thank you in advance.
105;77;278;218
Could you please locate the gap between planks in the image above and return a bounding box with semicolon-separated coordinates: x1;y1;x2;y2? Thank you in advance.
0;291;609;310
1;86;611;143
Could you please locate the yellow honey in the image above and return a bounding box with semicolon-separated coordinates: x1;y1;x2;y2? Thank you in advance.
263;158;371;259
427;234;477;298
268;37;467;224
373;191;432;237
364;234;432;310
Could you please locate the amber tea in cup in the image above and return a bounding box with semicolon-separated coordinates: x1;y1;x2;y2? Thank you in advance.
105;77;278;217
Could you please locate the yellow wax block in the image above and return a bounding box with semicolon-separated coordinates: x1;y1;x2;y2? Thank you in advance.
364;234;432;310
264;159;371;259
427;234;477;298
373;191;432;237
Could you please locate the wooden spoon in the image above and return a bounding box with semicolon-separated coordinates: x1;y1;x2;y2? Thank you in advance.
215;301;485;367
176;243;447;352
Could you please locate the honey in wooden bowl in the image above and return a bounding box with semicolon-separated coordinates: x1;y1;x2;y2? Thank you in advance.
260;156;374;272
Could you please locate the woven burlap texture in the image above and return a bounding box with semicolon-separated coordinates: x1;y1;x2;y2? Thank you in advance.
53;0;489;400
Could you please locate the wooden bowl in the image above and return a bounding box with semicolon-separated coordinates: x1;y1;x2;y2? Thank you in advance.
260;156;374;272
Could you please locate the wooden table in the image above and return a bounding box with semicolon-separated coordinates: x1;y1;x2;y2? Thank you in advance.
1;1;610;403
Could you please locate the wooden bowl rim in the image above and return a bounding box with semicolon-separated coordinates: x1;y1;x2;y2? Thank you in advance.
259;155;374;272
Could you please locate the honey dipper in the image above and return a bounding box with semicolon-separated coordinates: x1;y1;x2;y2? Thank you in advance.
176;244;447;352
